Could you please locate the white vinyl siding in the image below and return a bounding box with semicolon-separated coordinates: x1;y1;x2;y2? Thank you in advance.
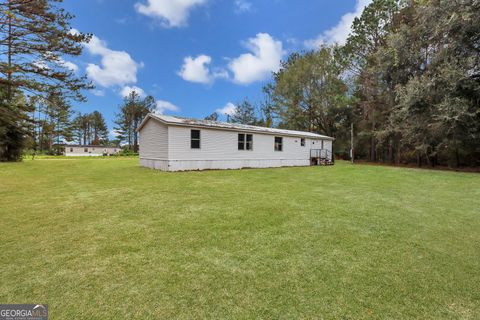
139;118;168;159
138;115;334;171
64;146;119;156
167;126;325;161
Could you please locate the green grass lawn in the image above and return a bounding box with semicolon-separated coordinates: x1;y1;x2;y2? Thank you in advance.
0;158;479;319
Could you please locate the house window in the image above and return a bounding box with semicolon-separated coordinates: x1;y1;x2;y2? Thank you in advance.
301;138;305;147
238;134;253;150
84;148;88;152
191;129;201;149
70;148;73;152
274;137;283;151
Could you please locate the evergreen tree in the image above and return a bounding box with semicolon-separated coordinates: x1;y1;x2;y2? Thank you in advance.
45;91;73;154
114;91;154;152
0;85;31;161
385;0;480;166
343;0;400;161
0;0;91;160
90;111;108;145
204;112;219;121
266;47;351;146
229;99;258;125
72;111;109;146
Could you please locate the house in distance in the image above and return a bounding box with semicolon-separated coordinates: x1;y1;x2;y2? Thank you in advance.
138;114;334;171
60;145;121;157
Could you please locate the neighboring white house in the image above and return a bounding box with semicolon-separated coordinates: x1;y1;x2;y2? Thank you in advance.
62;145;120;156
138;114;334;171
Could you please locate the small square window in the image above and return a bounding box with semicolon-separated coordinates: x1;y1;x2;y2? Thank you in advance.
84;148;88;152
301;138;305;147
191;130;200;149
70;148;73;152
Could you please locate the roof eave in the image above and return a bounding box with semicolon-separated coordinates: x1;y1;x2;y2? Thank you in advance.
139;113;334;140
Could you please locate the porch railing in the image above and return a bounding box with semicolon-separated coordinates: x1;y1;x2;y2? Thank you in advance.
310;149;334;163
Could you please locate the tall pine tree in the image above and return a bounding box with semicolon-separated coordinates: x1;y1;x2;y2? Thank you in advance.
0;0;91;160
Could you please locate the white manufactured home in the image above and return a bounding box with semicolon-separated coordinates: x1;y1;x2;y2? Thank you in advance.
62;145;120;156
138;114;334;171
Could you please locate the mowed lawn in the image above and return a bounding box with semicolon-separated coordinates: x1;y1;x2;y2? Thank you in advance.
0;158;479;319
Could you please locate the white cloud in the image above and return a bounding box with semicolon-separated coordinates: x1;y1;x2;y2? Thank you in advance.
135;0;207;28
32;55;78;73
116;17;129;25
178;54;228;84
178;55;213;84
305;0;372;48
234;0;252;14
216;102;236;116
85;35;142;88
228;33;284;85
91;89;105;97
178;33;283;86
155;100;179;114
109;129;121;139
55;57;79;73
69;28;80;36
32;60;49;70
121;85;146;98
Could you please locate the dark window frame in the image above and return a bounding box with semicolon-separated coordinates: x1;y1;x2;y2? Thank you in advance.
84;147;88;152
191;129;201;149
274;137;283;151
238;133;253;151
246;134;253;150
301;138;305;147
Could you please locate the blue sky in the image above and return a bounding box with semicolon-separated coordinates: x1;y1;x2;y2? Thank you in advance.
61;0;369;137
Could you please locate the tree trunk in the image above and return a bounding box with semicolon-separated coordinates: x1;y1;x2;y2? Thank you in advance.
370;110;376;162
388;139;394;163
424;151;431;167
129;127;133;151
455;148;460;168
57;116;60;154
7;0;13;102
395;139;401;165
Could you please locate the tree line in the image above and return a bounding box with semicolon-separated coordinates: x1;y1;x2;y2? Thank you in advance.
30;92;109;154
0;0;92;160
223;0;479;168
113;91;156;153
0;0;148;159
1;0;478;166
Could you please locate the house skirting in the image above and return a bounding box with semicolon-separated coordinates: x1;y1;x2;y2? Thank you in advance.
140;158;310;172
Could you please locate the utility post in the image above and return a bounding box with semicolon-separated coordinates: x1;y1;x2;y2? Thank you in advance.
350;123;354;164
